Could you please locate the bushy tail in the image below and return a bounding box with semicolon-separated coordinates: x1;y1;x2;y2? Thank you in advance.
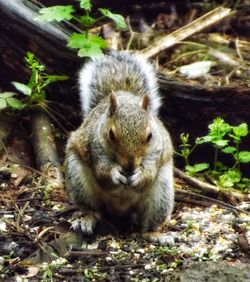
78;51;161;117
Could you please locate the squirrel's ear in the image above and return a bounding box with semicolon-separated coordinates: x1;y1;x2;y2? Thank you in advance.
109;92;118;116
141;95;150;111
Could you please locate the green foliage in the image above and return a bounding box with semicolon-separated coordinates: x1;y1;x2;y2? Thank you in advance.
231;123;248;139
83;267;107;280
68;33;107;57
35;5;75;22
42;257;67;282
196;117;231;148
219;169;242;188
0;52;68;112
79;0;92;11
99;8;127;29
11;82;31;96
177;117;250;192
0;92;24;110
237;151;250;163
186;163;210;176
177;133;197;166
35;0;127;57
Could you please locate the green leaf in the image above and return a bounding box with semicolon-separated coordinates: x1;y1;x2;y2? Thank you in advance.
213;139;229;148
237;151;250;163
222;146;236;154
78;0;92;11
41;75;69;89
232;123;248;138
0;92;16;99
6;97;24;109
78;44;104;57
99;8;127;29
219;169;241;188
35;5;75;22
68;34;107;57
208;117;231;137
186;163;209;175
180;133;190;144
195;136;212;144
80;15;96;26
0;98;7;110
12;82;32;96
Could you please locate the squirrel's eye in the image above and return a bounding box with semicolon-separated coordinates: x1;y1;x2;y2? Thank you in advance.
146;132;152;143
109;129;116;142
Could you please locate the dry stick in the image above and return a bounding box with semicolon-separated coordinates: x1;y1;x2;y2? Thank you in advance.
174;168;250;202
175;188;249;215
141;6;232;59
65;250;108;258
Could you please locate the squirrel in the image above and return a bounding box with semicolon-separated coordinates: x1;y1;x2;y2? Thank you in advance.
65;51;174;244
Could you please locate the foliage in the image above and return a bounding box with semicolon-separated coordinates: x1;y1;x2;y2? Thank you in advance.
0;52;68;113
35;0;127;57
42;257;67;282
177;117;250;191
186;163;210;176
0;92;24;110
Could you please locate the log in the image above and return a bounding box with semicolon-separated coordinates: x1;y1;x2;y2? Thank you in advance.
0;0;80;92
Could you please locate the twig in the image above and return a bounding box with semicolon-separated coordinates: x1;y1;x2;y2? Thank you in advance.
141;6;232;58
65;250;108;258
126;16;135;50
58;263;146;275
174;167;249;202
35;226;55;242
176;188;249;215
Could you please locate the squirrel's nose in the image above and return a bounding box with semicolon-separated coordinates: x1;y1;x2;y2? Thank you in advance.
123;159;136;176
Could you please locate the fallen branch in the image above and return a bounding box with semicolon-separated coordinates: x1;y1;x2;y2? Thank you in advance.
141;6;232;58
31;110;64;189
174;167;249;202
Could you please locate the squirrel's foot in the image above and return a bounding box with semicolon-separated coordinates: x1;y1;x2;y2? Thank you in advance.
111;165;127;185
70;211;100;235
142;231;175;246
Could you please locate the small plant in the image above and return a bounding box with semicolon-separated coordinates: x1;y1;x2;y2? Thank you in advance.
177;117;250;191
83;267;107;280
12;52;68;109
177;133;194;166
0;52;68;114
42;257;67;282
35;0;127;57
176;133;209;175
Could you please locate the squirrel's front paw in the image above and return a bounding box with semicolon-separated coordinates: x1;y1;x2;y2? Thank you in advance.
71;212;100;235
128;167;142;187
111;165;127;185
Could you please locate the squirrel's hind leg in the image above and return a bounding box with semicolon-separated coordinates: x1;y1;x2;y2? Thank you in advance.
142;160;175;245
66;148;101;235
71;211;101;235
142;231;175;246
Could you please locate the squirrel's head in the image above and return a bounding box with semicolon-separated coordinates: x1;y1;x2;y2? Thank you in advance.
105;93;152;174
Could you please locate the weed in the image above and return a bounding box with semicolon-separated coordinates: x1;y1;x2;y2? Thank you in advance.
35;0;127;57
177;117;250;191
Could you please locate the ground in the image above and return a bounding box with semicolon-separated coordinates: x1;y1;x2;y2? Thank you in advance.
0;162;249;281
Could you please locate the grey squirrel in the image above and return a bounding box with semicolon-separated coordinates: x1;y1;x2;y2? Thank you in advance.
65;51;174;244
